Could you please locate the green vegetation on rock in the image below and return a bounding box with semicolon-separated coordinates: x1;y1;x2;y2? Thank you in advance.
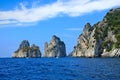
106;8;120;49
95;8;120;50
102;40;113;51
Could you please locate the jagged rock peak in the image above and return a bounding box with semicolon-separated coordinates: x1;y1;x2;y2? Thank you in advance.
83;23;91;32
51;35;60;44
12;40;41;58
19;40;30;49
44;35;66;57
52;35;60;40
82;23;91;37
31;44;39;49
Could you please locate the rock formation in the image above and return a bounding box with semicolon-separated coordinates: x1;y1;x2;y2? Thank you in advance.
44;35;66;57
12;40;41;58
70;8;120;57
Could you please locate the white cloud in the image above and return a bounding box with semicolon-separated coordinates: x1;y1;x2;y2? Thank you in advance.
0;0;120;26
66;28;82;31
0;20;18;24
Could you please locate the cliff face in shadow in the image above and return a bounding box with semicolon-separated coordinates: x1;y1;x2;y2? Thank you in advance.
70;8;120;57
44;35;66;57
12;40;41;58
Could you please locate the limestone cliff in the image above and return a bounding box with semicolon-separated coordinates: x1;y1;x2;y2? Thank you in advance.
44;35;66;57
12;40;41;58
70;8;120;57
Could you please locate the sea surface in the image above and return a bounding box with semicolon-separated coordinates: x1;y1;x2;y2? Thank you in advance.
0;58;120;80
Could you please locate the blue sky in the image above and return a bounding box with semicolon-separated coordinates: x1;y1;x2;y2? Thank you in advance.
0;0;120;57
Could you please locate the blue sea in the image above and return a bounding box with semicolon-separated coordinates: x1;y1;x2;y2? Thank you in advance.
0;58;120;80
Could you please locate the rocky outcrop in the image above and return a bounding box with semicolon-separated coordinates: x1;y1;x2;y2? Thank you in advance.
69;23;96;57
44;35;66;57
12;40;41;58
102;49;120;57
70;8;120;57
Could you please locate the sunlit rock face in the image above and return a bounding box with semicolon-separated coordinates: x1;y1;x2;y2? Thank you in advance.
44;35;66;57
70;8;120;57
12;40;41;58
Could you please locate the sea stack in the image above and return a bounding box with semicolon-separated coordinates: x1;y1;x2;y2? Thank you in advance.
12;40;41;58
44;35;66;57
69;8;120;57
